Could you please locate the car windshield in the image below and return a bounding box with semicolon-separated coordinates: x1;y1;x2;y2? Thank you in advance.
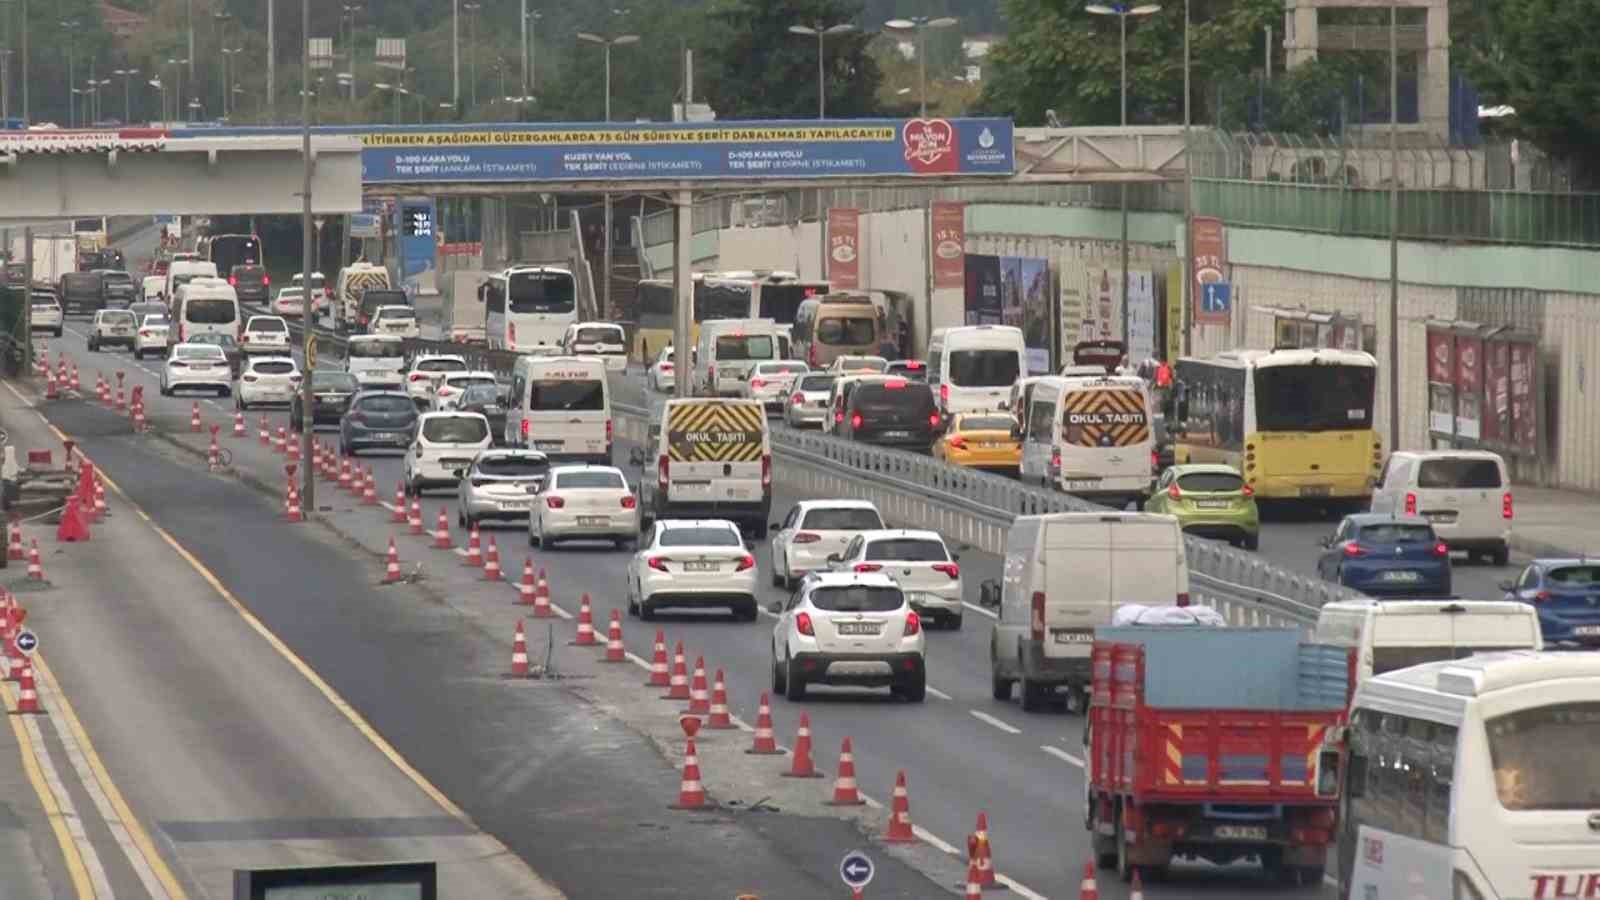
347;341;404;360
817;317;877;345
417;358;467;373
529;380;605;411
1486;702;1600;811
958;415;1012;432
102;272;133;287
716;334;774;361
460;385;501;406
800;508;883;531
476;456;548;478
1356;523;1435;544
574;327;624;345
1549;565;1600;586
378;308;416;320
810;585;904;613
1416;458;1503;489
186;298;236;324
836;357;887;372
141;315;169;327
853;383;935;414
311;372;359;392
757;362;809;376
100;312;136;326
192;334;237;349
555;471;625;490
247;318;287;333
507;270;577;314
445;376;498;391
356;395;415;413
1254;364;1376;432
863;538;948;562
798;374;836;392
422;416;489;443
175;347;224;361
659;527;742;548
1177;471;1245;493
949;349;1020;387
279;289;303;299
251;361;296;375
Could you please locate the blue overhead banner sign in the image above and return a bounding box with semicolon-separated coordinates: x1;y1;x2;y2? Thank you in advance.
172;119;1015;183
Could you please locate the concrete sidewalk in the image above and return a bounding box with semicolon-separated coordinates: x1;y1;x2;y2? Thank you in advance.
1510;484;1600;558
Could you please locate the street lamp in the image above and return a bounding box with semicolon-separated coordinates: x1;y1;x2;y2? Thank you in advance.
464;1;480;109
213;10;233;117
59;19;78;126
220;47;242;119
1085;1;1161;358
524;9;542;96
787;21;854;119
148;77;165;123
883;16;957;118
577;16;639;319
166;58;189;123
341;3;362;104
374;80;404;125
113;68;139;123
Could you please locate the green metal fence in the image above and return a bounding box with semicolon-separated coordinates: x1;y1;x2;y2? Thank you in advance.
1193;179;1600;248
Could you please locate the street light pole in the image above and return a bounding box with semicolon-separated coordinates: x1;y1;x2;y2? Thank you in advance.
300;0;315;510
577;21;639;319
884;17;958;119
1181;0;1192;356
267;0;274;122
787;22;854;119
114;68;139;122
465;2;480;109
452;0;460;109
1387;0;1400;451
520;0;528;97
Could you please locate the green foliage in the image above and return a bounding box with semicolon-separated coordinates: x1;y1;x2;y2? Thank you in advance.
700;0;883;120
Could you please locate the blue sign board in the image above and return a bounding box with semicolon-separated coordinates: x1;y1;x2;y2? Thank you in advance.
170;119;1016;184
14;630;36;654
1202;281;1232;315
396;196;437;292
838;851;874;888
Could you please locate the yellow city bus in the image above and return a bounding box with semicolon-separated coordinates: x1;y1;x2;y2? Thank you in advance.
631;271;829;362
1172;348;1382;507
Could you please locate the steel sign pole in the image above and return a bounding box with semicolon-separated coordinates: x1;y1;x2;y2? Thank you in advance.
673;189;692;398
267;0;274;123
602;42;613;319
1119;11;1131;359
300;0;315;511
1181;0;1193;356
1387;0;1400;452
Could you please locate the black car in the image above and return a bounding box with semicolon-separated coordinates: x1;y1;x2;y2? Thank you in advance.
291;370;361;431
58;271;103;316
357;289;409;332
340;390;420;456
186;332;244;378
838;377;943;450
95;270;137;309
455;383;508;446
230;265;270;303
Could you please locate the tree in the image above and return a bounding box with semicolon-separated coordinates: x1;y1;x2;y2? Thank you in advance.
700;0;882;119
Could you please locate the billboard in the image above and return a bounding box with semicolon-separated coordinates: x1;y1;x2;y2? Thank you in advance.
827;208;860;289
965;253;1051;374
1425;321;1542;458
396;196;437;295
930;202;966;289
1191;216;1228;325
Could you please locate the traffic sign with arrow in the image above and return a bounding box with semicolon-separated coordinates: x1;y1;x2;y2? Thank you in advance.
839;850;874;889
14;630;38;655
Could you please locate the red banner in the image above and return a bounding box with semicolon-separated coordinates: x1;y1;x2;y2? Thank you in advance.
1509;340;1538;452
440;242;483;257
1455;334;1483;395
1191;217;1228;325
1426;329;1455;385
1482;340;1509;444
930;202;966;289
826;208;860;290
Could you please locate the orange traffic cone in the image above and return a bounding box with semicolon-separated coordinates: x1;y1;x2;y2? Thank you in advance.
345;463;362;497
706;668;733;728
516;557;537;605
643;629;670;686
284;484;303;523
1129;869;1144;900
361;468;379;506
483;538;502;581
55;496;90;542
463;524;483;566
259;415;270;445
746;692;781;754
433;508;451;549
273;426;287;454
93;477;107;521
884;770;917;842
964;862;984;900
190;402;201;432
338;457;352;491
382;538;402;584
408;499;423;535
1077;861;1098;899
686;657;710;714
68;365;79;393
783;712;822;778
570;593;597;646
44;372;57;401
532;571;554;617
233;411;246;437
825;738;866;806
7;519;22;561
14;663;41;714
602;610;625;662
391;483;408;523
968;812;998;889
668;738;708;810
662;641;690;700
509;620;530;677
26;540;43;581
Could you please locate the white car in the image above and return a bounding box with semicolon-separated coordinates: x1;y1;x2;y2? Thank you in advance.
236;355;301;410
827;355;889;375
528;465;639;550
241;315;292;354
431;370;499;411
141;275;166;303
272;287;305;318
133;314;171;360
769;571;926;702
740;361;811;413
784;372;836;428
87;309;139;352
30;290;63;337
403;411;493;495
627;519;758;621
648;346;677;393
769;500;886;590
405;353;469;406
370;304;420;339
829;529;965;630
290;272;333;315
160;342;233;397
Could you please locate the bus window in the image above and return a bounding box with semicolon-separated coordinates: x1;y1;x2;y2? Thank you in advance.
1487;702;1600;811
508;271;576;313
1253;364;1376;432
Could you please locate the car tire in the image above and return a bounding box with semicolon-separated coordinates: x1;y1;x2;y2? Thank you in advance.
771;651;788;694
784;656;806;701
947;613;963;631
159;383;170;397
740;600;759;622
52;328;63;338
639;598;654;621
770;562;784;588
894;672;927;703
991;668;1013;702
748;521;768;542
1492;546;1510;567
1242;533;1259;551
238;397;249;411
1020;675;1047;713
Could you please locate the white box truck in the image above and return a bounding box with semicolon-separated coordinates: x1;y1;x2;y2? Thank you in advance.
8;235;78;285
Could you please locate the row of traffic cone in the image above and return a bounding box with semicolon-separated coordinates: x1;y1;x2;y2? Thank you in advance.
1;591;43;715
1076;862;1144;900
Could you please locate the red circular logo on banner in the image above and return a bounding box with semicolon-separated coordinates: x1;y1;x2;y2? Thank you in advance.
903;119;957;173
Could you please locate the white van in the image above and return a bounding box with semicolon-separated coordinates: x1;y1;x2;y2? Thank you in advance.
560;321;628;372
1371;450;1512;566
165;260;218;303
984;511;1189;712
695;318;781;397
927;325;1026;418
506;355;611;463
1018;373;1156;508
1313;598;1541;685
638;397;772;538
174;277;240;343
344;334;408;388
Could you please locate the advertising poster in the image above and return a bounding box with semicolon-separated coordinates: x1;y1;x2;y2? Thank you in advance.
1020;258;1051;374
1455;334;1484;440
1000;257;1024;330
827;208;861;289
1165;263;1184;363
1059;275;1085;355
1483;340;1508;444
931;202;967;288
1509;341;1538;453
1191;216;1228;324
1126;269;1155;365
1082;267;1120;344
1425;328;1456;435
963;254;1003;325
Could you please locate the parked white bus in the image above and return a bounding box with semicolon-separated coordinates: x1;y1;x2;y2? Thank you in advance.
1330;651;1600;900
481;265;578;352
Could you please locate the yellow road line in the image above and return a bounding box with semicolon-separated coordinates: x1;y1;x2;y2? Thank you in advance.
0;680;97;899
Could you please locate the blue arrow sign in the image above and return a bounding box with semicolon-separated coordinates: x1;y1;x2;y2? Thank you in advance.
839;850;875;888
14;630;37;654
1202;281;1232;314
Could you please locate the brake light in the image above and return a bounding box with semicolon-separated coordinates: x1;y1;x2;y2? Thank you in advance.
1343;543;1366;558
793;532;821;544
1176;592;1190;607
1502;492;1513;519
1434;542;1449;557
707;365;716;383
1241;484;1254;497
885;378;907;390
647;556;670;572
1030;591;1046;641
834;411;844;424
751;378;766;389
761;454;771;488
168;360;186;369
139;329;150;338
1167;483;1181;500
662;362;673;372
735;555;755;572
850;412;863;430
939;383;949;409
932;562;960;580
948;435;967;449
1404;492;1417;515
177;323;185;341
521;419;530;440
795;611;814;636
508;322;516;345
410;373;429;382
606;419;614;444
903;611;921;636
242;374;258;382
1534;590;1551;603
1049;449;1060;471
854;563;882;573
1151;448;1159;471
791;392;804;407
905;361;923;370
545;496;565;509
228;275;237;286
928;413;941;428
262;275;270;285
808;343;818;366
658;454;670;492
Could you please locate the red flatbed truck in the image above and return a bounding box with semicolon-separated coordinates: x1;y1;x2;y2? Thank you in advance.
1083;627;1353;885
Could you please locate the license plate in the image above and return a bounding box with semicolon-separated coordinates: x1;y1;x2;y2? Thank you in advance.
535;441;563;450
1299;485;1331;498
1570;625;1600;636
1213;825;1267;841
578;516;608;527
374;433;400;441
1426;512;1458;523
1053;630;1094;644
1194;499;1232;509
1381;570;1422;583
837;622;879;636
498;500;529;510
1064;479;1100;491
882;431;909;439
978;442;1007;449
112;328;130;335
683;561;719;573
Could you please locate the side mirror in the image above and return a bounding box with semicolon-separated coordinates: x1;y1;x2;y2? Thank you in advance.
979;579;1001;609
1345;754;1367;799
1314;747;1341;798
1498;580;1515;593
951;553;961;562
452;468;465;479
1319;536;1334;549
768;600;784;614
627;448;646;467
825;553;842;564
768;522;780;532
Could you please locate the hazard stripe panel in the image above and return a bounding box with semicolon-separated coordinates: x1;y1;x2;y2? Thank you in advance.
1061;388;1150;447
665;402;766;462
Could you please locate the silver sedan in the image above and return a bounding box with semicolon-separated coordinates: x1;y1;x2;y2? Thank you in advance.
456;449;550;528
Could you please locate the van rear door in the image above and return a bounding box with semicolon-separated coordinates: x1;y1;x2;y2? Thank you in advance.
1413;455;1506;543
525;366;609;460
664;401;766;505
1040;518;1115;657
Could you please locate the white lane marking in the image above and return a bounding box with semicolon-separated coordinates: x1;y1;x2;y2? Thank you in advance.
997;876;1048;900
910;825;960;855
969;709;1022;735
961;601;998;620
5;692;117;898
926;685;952;701
1040;745;1085;768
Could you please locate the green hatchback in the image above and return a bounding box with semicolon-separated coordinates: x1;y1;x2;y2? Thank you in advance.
1146;464;1260;550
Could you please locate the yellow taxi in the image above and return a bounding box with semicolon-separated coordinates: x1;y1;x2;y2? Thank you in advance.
932;412;1021;473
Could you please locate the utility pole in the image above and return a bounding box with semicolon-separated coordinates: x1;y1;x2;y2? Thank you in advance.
300;0;315;510
520;0;528;97
267;0;275;123
186;0;194;85
451;0;460;109
1386;0;1400;451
